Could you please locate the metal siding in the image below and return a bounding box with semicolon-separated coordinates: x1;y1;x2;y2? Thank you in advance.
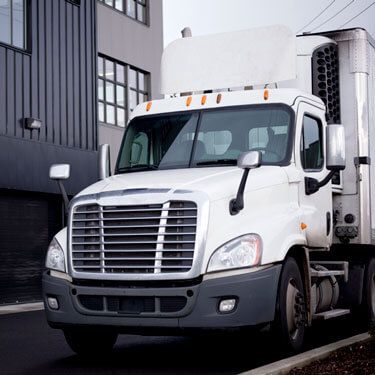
52;0;60;145
30;0;39;141
0;0;98;194
86;0;96;151
6;50;15;136
0;48;6;135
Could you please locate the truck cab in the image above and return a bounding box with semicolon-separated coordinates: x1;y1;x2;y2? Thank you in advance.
43;26;375;355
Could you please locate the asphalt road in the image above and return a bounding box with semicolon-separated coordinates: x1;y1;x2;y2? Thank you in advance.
0;310;367;375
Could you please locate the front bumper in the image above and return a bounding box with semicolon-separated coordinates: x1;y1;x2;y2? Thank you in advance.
43;265;281;333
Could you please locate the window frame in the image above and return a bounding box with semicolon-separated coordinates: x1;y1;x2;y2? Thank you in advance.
98;55;150;128
115;104;296;174
300;114;325;172
98;0;149;26
0;0;29;52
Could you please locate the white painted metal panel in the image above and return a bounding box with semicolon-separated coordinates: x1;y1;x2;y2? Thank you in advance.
368;40;375;242
161;25;296;94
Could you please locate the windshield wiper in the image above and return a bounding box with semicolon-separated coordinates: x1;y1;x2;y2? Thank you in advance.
196;159;237;166
118;164;159;173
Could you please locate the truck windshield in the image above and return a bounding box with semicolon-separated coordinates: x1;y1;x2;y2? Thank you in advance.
116;105;293;173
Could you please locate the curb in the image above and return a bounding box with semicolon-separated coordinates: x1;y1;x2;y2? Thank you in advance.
0;302;44;316
239;332;370;375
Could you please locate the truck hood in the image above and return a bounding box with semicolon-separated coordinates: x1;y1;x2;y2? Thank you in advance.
77;166;288;202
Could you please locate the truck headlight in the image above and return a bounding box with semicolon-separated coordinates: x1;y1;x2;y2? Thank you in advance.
207;234;262;273
45;238;66;272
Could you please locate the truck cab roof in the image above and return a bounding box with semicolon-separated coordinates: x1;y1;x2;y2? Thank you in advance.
130;89;325;121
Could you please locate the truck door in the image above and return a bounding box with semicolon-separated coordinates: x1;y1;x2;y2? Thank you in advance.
296;104;332;248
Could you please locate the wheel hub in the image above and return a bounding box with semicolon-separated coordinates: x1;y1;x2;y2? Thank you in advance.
286;279;306;340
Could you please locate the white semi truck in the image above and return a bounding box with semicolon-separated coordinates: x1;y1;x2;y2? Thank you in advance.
43;26;375;354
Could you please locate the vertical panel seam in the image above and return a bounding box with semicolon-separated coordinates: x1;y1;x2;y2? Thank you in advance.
45;0;48;142
51;0;55;144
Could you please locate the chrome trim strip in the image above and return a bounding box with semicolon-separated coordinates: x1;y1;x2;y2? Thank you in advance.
355;72;372;244
155;202;169;274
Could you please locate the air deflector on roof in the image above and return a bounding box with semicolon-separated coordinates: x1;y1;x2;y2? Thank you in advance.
161;25;297;95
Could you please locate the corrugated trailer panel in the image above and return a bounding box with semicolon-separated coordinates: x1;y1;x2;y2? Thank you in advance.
331;34;361;244
317;29;374;245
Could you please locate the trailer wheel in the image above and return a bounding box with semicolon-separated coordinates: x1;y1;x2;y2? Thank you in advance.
273;257;306;352
363;258;375;320
63;328;118;356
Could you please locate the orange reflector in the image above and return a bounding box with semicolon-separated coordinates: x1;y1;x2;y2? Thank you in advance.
216;93;222;104
301;223;307;230
146;101;152;111
186;96;192;107
201;95;207;105
264;89;269;101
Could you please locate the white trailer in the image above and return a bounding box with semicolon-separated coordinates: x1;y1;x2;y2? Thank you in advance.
43;26;375;355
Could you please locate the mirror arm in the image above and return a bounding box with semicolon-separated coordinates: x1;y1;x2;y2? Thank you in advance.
229;169;250;215
57;180;70;215
305;170;336;195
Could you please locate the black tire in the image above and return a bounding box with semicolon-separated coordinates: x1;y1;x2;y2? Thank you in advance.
273;257;307;353
363;258;375;321
63;328;118;356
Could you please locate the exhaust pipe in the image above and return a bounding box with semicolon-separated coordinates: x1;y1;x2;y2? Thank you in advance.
181;27;193;97
181;27;192;38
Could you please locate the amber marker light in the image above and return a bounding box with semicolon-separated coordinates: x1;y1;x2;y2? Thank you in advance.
264;89;269;101
186;96;193;107
201;95;207;105
300;223;307;230
216;93;222;104
146;101;152;111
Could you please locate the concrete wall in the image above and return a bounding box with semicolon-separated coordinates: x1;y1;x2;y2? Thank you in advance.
97;1;164;169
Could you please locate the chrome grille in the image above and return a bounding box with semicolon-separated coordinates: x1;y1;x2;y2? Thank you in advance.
71;201;197;274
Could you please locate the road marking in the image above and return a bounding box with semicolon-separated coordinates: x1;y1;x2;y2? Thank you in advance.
239;332;370;375
0;302;44;316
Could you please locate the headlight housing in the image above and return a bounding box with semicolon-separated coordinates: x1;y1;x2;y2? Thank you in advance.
207;234;262;273
45;238;66;272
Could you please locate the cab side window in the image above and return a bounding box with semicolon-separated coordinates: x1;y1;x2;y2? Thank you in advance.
300;115;324;171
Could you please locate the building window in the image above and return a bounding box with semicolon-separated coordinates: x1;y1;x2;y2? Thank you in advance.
0;0;26;49
99;0;148;24
98;55;149;127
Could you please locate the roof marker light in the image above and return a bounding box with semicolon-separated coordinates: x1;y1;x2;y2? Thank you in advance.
201;95;207;105
264;89;269;101
186;96;193;107
216;93;222;104
301;223;307;230
146;101;152;111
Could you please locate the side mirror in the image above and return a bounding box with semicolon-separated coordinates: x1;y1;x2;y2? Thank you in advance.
49;164;70;215
326;124;346;171
230;151;262;215
49;164;70;180
238;150;262;170
305;125;346;195
99;144;111;180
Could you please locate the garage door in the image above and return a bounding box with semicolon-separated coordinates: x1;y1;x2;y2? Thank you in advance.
0;190;63;305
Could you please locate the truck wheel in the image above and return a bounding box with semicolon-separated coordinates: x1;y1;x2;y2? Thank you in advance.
273;257;306;352
63;328;118;356
363;258;375;320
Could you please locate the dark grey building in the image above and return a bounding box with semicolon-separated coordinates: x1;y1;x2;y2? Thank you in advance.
0;0;163;305
97;0;163;169
0;0;98;304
